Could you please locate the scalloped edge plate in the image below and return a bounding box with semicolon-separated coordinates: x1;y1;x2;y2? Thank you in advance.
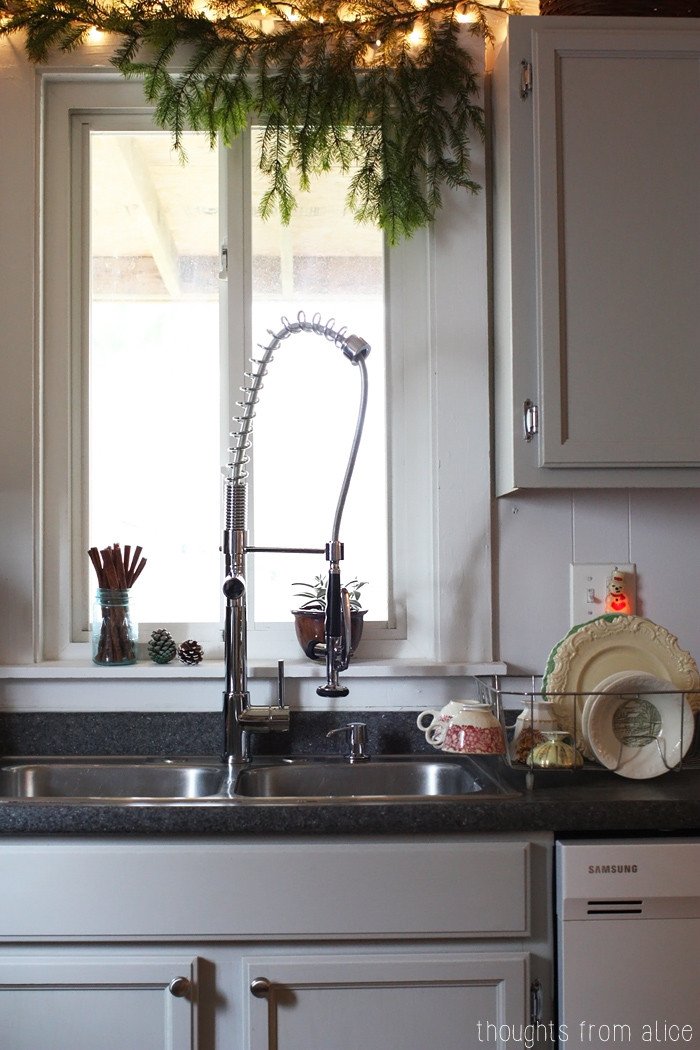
543;615;700;759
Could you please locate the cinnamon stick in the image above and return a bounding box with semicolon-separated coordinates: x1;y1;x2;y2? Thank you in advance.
130;557;147;586
127;546;143;587
88;547;106;588
112;543;127;589
100;547;120;590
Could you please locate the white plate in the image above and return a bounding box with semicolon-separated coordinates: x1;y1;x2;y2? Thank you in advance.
581;669;652;748
543;615;700;759
585;672;694;778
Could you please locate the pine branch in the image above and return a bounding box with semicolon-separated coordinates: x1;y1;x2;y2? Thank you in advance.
1;0;521;240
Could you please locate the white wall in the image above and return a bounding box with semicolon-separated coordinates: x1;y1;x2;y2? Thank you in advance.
0;39;36;667
496;489;700;675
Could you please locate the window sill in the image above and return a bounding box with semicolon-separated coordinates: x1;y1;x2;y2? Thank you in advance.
0;658;507;680
0;658;507;712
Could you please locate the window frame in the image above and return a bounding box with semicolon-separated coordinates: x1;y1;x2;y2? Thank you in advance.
38;51;495;671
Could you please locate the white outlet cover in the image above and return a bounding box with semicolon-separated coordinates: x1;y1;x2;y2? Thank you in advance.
570;563;637;627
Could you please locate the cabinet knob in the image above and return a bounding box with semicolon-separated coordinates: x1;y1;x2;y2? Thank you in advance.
168;976;190;998
250;977;272;999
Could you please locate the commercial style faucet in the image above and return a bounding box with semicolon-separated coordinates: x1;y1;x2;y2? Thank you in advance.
222;313;371;765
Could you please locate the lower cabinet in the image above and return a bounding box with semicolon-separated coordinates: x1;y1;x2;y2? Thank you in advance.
243;950;529;1050
0;834;553;1050
0;954;199;1050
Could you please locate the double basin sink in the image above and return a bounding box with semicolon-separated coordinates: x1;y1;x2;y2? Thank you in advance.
0;755;518;802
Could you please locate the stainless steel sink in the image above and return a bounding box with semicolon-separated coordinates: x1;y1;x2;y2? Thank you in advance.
233;757;518;800
0;755;518;801
0;759;225;799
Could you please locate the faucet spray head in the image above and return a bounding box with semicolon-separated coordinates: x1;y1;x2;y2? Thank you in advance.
223;574;246;600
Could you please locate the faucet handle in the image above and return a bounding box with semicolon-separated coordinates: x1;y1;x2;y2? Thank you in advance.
327;722;369;762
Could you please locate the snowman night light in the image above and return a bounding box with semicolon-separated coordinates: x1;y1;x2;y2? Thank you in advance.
605;567;633;615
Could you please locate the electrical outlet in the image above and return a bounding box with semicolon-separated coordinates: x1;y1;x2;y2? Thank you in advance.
570;564;636;627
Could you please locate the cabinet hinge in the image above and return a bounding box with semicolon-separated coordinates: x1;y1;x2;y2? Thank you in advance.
523;399;539;442
520;60;533;100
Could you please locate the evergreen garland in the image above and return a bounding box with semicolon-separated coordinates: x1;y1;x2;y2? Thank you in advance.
0;0;518;242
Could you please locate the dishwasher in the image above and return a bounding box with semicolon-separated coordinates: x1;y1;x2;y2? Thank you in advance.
557;838;700;1048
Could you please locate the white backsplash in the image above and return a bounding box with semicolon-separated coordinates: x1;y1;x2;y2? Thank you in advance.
497;488;700;676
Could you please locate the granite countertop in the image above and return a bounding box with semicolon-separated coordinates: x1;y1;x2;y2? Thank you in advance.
1;710;700;836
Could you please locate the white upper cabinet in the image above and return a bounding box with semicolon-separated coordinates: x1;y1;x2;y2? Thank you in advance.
493;17;700;492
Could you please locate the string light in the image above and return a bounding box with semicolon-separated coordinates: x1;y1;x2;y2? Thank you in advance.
406;23;422;44
87;25;104;40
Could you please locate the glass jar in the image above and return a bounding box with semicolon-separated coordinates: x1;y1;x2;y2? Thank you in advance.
92;588;138;665
510;698;561;763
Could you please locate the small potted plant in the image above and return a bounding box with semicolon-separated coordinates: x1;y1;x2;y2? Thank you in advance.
292;575;368;661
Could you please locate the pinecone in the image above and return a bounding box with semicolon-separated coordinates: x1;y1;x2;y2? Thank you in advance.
147;628;177;665
176;638;204;665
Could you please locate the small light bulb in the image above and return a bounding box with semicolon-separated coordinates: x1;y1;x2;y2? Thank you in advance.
87;26;104;41
407;25;422;45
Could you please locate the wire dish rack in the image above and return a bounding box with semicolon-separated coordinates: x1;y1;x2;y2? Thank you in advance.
475;676;700;790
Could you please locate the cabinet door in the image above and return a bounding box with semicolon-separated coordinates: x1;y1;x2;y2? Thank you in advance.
494;19;700;491
0;955;199;1050
243;951;528;1050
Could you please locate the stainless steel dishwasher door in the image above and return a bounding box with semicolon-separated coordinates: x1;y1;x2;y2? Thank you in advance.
557;838;700;1049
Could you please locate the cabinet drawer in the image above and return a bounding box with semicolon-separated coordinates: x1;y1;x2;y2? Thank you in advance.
0;837;529;940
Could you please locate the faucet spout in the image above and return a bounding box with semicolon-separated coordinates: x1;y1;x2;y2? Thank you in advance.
221;312;371;764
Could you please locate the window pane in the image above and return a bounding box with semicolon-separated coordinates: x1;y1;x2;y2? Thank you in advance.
250;139;388;623
89;132;221;622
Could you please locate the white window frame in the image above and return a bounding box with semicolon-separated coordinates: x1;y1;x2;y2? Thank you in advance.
38;48;494;671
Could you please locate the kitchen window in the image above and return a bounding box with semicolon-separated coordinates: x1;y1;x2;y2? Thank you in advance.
39;63;492;670
85;123;390;638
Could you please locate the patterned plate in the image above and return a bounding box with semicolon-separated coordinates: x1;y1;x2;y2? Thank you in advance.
585;672;694;779
542;615;700;759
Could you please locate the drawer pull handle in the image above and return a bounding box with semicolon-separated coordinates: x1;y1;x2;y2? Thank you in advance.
168;976;190;998
251;977;272;999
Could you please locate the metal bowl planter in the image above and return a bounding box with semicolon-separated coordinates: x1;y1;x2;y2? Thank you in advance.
292;609;367;661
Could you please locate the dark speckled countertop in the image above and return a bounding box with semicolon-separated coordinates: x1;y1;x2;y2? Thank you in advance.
1;711;700;836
